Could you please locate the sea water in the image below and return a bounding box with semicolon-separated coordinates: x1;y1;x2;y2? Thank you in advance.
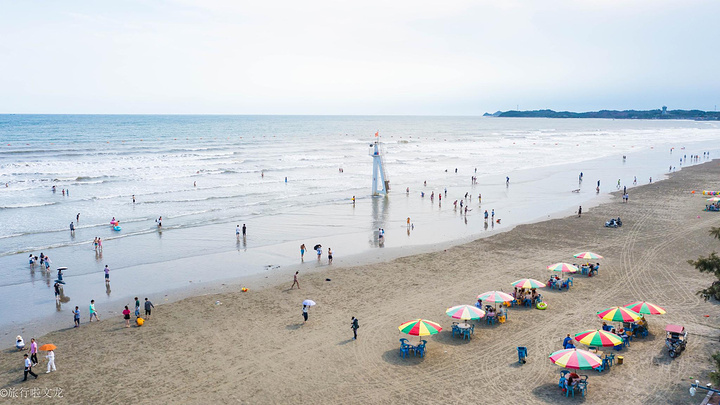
1;115;719;333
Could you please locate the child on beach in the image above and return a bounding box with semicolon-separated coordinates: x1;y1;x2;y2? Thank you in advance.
316;246;322;261
89;300;100;322
104;265;110;282
291;271;300;289
135;297;140;317
73;306;80;327
300;244;306;261
328;248;333;264
123;306;131;327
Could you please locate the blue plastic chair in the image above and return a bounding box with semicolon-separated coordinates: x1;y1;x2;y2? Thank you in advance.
564;381;575;397
568;277;574;286
414;343;426;357
463;329;471;340
487;316;496;325
451;324;460;337
605;353;615;366
558;376;566;389
400;345;410;358
517;346;527;364
595;360;606;372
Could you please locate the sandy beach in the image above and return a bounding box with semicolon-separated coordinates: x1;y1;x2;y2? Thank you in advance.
2;161;720;404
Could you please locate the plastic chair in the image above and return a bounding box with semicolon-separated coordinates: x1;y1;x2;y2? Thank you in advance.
558;376;566;389
517;346;527;364
564;381;575;398
414;343;426;357
487;316;496;325
577;381;587;396
568;277;574;286
451;325;460;337
498;315;506;324
595;360;606;373
463;329;471;340
400;345;410;358
605;353;615;366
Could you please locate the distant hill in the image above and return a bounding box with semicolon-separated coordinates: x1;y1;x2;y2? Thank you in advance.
484;108;720;120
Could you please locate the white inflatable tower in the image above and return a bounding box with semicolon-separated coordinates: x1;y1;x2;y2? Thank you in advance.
369;131;389;196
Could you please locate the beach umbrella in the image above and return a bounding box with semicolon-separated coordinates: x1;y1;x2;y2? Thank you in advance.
313;244;321;250
547;263;578;273
302;299;316;307
549;348;602;370
597;306;641;322
398;319;443;336
574;330;623;347
56;267;67;271
707;197;720;203
39;344;56;351
445;305;486;321
477;291;514;303
623;301;666;315
573;252;604;260
511;278;546;289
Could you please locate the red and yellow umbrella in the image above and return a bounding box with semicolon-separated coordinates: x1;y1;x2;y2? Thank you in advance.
398;319;443;336
597;306;641;322
549;348;602;370
445;305;486;320
477;291;514;303
573;252;604;260
547;263;578;273
574;330;623;347
623;301;666;315
511;279;547;289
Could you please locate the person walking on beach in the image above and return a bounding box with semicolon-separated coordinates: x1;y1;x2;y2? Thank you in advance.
484;210;488;221
633;176;637;185
77;213;80;222
242;224;247;237
30;338;38;366
351;316;359;340
132;195;136;203
45;349;56;373
97;238;103;251
70;222;75;233
93;237;98;251
302;305;308;324
104;265;110;283
135;297;141;317
328;248;333;264
506;176;510;186
54;282;61;302
123;305;131;327
491;209;495;220
89;300;100;322
144;298;154;319
578;206;582;217
236;225;241;238
73;306;80;327
23;354;38;381
291;271;300;289
300;244;306;261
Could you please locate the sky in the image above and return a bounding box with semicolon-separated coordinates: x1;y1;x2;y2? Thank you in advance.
1;0;719;115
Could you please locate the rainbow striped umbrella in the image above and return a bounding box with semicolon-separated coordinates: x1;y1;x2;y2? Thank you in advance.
547;263;578;273
477;291;514;303
623;301;666;315
707;197;720;203
573;252;604;260
511;278;547;289
549;348;602;370
597;306;641;322
446;305;486;320
574;329;623;347
398;319;443;336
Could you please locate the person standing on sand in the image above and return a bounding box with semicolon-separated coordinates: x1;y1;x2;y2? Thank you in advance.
23;354;38;381
578;206;582;217
316;245;322;261
144;298;154;319
135;297;140;317
70;222;75;233
351;316;359;340
302;305;308;323
242;224;246;237
491;209;495;220
73;306;80;327
104;265;110;282
236;225;241;238
97;238;103;251
300;244;306;261
123;305;131;327
291;271;300;289
45;349;56;373
328;248;333;264
54;282;61;302
77;213;80;222
30;338;38;366
132;195;136;203
89;300;100;322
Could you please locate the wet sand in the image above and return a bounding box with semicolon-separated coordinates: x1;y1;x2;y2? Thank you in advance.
1;161;720;404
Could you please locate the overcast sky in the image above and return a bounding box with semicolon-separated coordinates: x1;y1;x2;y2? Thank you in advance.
1;0;718;114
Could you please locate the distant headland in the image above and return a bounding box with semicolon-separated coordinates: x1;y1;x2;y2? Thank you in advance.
484;106;720;120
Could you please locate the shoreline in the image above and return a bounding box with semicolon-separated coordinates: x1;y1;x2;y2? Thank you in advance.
2;160;720;403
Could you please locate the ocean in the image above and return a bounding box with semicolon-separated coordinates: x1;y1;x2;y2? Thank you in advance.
1;115;719;333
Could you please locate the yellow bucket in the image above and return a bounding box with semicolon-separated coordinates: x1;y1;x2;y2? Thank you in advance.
617;356;624;365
